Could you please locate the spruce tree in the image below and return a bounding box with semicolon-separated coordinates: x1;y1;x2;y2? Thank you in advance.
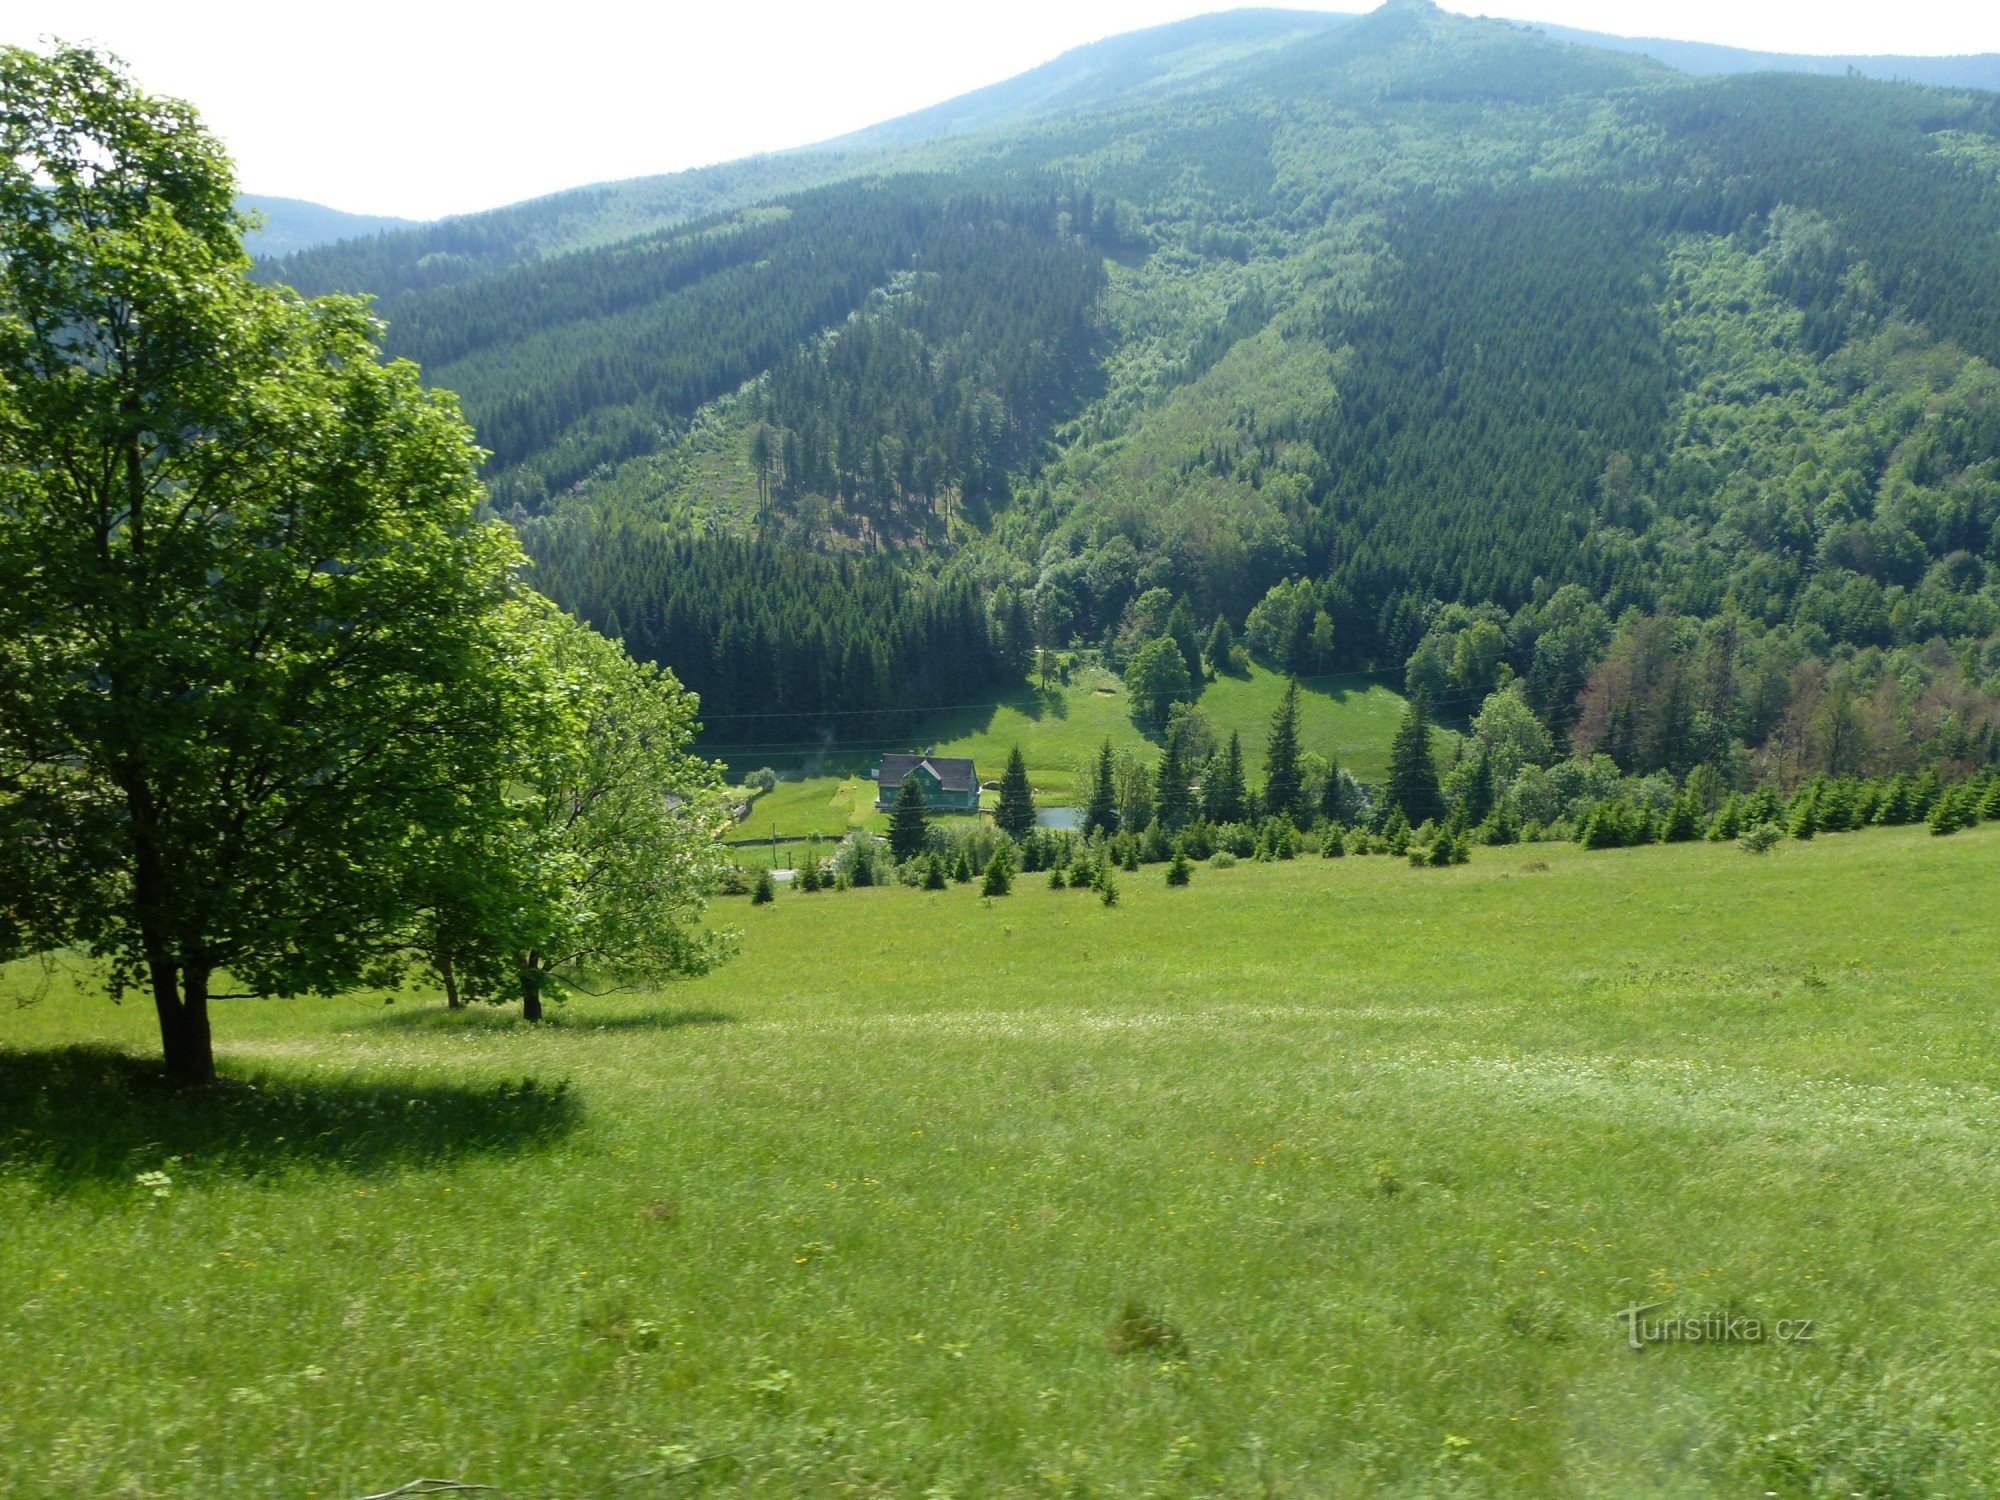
1166;843;1192;886
1166;601;1205;692
1385;697;1445;827
1263;679;1305;826
1662;790;1701;843
1318;752;1348;825
924;853;948;890
1206;732;1249;824
951;847;974;883
889;771;930;862
1203;616;1237;676
751;868;775;905
1156;732;1192;829
981;846;1014;896
995;746;1037;838
1084;740;1120;838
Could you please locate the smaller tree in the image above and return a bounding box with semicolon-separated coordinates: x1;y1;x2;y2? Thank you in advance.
751;869;776;905
1166;845;1192;886
1165;602;1205;694
1385;696;1445;827
889;772;930;862
1204;733;1249;824
1126;636;1194;730
1263;679;1306;826
1156;733;1193;829
1084;741;1120;837
981;846;1015;896
1203;616;1239;676
995;746;1037;837
1096;866;1120;907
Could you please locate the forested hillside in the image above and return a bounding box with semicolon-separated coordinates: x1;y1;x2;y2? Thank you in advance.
275;0;2000;779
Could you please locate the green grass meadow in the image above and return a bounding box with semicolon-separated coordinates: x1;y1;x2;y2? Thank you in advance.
727;663;1414;840
5;825;1998;1496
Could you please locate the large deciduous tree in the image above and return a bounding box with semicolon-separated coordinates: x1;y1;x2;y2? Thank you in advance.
1126;636;1193;731
0;46;539;1080
444;612;735;1022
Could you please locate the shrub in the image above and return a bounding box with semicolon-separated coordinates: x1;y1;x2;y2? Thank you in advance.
1739;822;1783;855
981;847;1014;896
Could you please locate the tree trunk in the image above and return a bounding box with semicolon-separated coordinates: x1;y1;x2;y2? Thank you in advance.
153;960;216;1085
440;951;462;1010
522;956;543;1023
133;812;216;1084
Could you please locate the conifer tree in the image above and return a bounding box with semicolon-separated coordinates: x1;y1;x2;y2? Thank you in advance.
1165;601;1205;693
1156;733;1193;829
1318;752;1348;825
751;868;775;905
951;847;974;883
1385;697;1445;827
981;845;1014;896
924;853;948;890
995;746;1037;838
1096;866;1119;906
1166;843;1192;885
1205;733;1249;824
1263;679;1306;826
889;771;930;862
1203;616;1237;676
1662;790;1701;843
1084;741;1120;837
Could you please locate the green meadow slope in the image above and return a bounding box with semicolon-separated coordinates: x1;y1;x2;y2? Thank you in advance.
5;824;1998;1495
724;660;1413;839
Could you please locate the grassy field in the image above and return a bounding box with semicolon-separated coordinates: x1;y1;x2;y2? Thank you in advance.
6;825;1997;1497
724;662;1416;839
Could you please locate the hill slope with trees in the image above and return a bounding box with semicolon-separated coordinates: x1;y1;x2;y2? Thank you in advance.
269;0;2000;783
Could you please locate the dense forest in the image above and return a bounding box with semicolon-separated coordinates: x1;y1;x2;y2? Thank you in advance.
524;525;1028;747
270;0;2000;780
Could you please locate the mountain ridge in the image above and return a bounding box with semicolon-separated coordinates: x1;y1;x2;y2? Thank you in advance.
255;2;2000;773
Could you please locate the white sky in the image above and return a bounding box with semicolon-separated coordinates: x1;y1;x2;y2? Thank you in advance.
9;1;2000;221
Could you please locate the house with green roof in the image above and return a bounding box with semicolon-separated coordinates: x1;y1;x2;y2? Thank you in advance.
870;754;981;813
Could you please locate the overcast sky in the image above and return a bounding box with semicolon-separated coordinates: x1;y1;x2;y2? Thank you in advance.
9;1;2000;221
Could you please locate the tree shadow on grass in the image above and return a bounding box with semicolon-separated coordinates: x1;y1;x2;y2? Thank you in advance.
0;1044;581;1197
369;1003;735;1034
